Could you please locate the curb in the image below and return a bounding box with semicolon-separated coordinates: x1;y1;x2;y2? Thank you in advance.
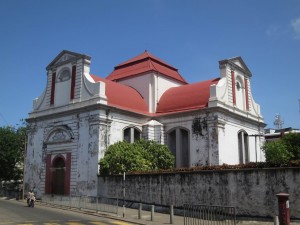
36;201;147;225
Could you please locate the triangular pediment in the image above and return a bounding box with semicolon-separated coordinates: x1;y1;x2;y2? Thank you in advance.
219;56;252;77
46;50;91;70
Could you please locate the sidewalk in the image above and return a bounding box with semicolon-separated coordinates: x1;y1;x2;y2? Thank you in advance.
36;200;300;225
115;206;300;225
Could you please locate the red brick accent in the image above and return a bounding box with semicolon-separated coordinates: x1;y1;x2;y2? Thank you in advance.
45;154;52;194
50;72;56;105
231;70;236;106
70;65;76;100
244;78;249;111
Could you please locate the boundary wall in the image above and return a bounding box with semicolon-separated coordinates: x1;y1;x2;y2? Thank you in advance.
98;168;300;219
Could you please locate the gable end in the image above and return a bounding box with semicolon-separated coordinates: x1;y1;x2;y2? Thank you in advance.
46;50;91;71
219;56;252;77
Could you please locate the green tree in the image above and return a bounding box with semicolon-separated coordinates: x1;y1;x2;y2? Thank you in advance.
137;139;175;170
262;133;300;164
0;126;26;181
99;140;174;175
281;133;300;160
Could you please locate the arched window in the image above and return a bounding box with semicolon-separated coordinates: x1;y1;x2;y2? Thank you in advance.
54;68;71;106
123;127;141;143
51;156;65;195
235;76;245;110
57;69;71;82
238;130;249;164
167;127;189;168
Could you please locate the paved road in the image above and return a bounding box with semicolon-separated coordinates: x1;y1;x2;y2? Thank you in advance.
2;198;300;225
0;199;134;225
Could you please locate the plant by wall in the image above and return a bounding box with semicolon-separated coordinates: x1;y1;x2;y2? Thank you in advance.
262;133;300;164
99;139;175;176
0;125;26;181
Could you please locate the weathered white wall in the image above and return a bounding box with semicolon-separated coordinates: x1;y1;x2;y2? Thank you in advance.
160;113;214;167
159;110;264;167
108;111;149;144
24;110;107;197
217;113;265;165
98;168;300;219
25;121;45;196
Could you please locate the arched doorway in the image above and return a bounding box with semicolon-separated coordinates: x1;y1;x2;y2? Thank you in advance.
51;156;65;195
167;127;189;168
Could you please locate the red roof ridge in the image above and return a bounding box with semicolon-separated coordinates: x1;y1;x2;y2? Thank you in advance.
115;51;178;71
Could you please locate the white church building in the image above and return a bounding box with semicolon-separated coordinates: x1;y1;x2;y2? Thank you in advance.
24;50;265;197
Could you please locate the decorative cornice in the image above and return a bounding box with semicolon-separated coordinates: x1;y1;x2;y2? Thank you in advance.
44;125;74;145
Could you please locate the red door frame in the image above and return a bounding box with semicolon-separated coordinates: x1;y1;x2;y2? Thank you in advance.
45;153;71;195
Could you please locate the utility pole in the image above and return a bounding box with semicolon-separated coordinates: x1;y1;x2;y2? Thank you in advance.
123;172;125;218
274;114;284;130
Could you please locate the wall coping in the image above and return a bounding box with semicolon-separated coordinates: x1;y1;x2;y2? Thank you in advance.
99;166;300;177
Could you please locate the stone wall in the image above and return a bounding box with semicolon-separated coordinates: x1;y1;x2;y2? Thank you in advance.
98;167;300;219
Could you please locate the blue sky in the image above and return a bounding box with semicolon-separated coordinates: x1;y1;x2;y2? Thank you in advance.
0;0;300;129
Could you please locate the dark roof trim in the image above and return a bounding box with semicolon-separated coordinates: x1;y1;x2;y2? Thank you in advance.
46;50;91;70
219;56;252;77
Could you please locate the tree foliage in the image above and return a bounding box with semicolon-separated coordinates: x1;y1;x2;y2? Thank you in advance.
0;126;26;181
99;139;175;175
281;133;300;160
262;133;300;164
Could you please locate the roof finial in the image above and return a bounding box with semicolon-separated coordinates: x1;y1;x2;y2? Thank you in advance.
145;50;147;52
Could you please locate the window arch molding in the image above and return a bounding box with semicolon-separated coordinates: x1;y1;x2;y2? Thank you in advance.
57;67;71;82
123;126;142;143
235;75;245;91
51;154;66;168
45;125;74;144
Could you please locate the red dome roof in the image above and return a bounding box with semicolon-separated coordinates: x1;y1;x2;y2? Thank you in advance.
156;78;220;113
90;75;148;113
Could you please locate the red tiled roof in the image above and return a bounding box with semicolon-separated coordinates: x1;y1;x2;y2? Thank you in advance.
91;74;219;115
90;75;148;113
156;78;220;113
106;51;187;84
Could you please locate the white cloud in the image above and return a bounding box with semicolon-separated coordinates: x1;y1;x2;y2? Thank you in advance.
266;25;280;36
291;17;300;39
